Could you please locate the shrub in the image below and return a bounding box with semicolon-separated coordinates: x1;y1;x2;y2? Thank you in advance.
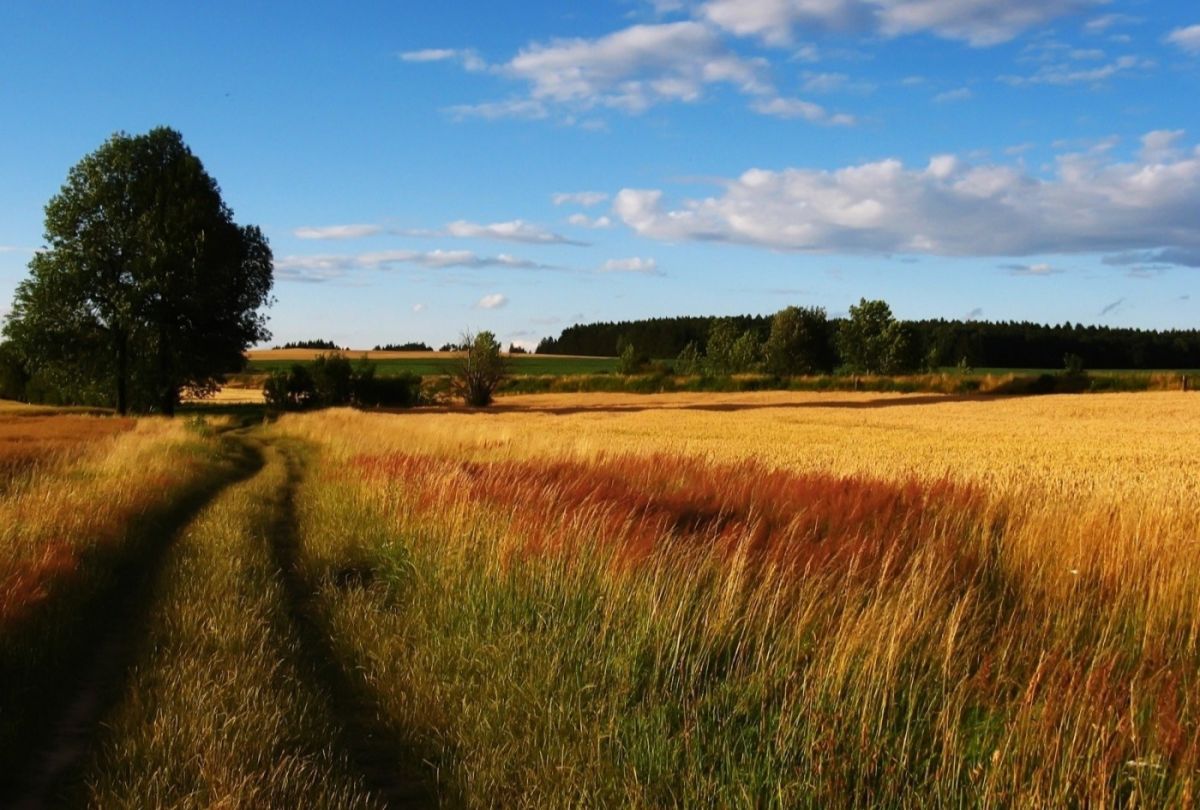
354;372;423;408
451;332;507;407
263;365;316;410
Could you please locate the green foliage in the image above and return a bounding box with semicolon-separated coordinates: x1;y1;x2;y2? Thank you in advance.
675;342;702;376
1063;352;1085;376
703;319;762;375
0;341;29;401
729;330;761;373
280;339;340;350
836;298;920;375
451;331;507;407
373;342;432;352
264;353;421;410
764;306;834;376
353;362;423;408
1;127;273;415
263;365;316;411
310;353;354;407
617;341;648;375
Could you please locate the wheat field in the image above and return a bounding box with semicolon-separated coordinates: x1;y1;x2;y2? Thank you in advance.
262;391;1200;806
4;391;1200;807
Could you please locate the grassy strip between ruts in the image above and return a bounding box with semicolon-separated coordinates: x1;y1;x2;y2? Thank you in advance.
76;439;384;809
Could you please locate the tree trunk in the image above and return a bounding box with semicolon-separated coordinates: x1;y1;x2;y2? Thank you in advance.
115;330;128;416
157;320;175;417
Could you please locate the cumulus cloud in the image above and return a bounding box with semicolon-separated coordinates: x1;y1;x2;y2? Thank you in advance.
600;257;662;274
699;0;1103;47
413;20;863;123
613;134;1200;263
275;249;558;281
500;21;768;114
1166;25;1200;55
567;213;613;228
1140;130;1186;162
477;293;508;309
294;224;384;240
553;191;609;207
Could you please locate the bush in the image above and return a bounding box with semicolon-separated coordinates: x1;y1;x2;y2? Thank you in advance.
617;341;648;375
263;365;316;410
354;372;423;408
311;353;355;406
451;332;507;407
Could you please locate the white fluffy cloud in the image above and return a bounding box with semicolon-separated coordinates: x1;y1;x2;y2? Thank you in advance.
476;293;508;309
411;20;857;123
614;134;1200;262
1166;25;1200;55
502;21;768;113
700;0;1102;47
600;257;662;274
294;224;383;240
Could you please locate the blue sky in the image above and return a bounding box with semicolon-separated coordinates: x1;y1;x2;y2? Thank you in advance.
1;1;1197;349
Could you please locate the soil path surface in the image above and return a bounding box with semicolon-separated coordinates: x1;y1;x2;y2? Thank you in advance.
2;434;438;809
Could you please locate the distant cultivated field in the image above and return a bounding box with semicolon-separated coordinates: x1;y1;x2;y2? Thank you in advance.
245;348;620;376
5;390;1200;807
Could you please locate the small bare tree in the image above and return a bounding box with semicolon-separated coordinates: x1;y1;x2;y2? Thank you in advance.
451;330;507;406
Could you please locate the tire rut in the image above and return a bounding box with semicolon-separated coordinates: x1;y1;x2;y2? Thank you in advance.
265;440;440;810
0;436;264;810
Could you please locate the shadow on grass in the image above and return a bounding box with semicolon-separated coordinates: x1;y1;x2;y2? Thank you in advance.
477;393;1016;417
267;441;445;809
0;435;263;809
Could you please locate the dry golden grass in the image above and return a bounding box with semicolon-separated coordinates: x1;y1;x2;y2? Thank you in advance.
0;408;135;487
269;390;1200;805
290;390;1200;500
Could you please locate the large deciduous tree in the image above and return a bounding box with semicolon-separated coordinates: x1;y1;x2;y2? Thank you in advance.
764;305;835;376
836;298;921;375
1;127;273;414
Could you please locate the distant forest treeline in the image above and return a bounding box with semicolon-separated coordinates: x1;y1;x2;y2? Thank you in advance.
537;316;1200;370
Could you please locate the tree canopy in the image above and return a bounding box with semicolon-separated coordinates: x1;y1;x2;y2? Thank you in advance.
1;127;273;414
452;331;507;406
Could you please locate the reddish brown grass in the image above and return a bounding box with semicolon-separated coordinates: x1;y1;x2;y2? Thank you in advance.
0;414;135;481
353;452;989;582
